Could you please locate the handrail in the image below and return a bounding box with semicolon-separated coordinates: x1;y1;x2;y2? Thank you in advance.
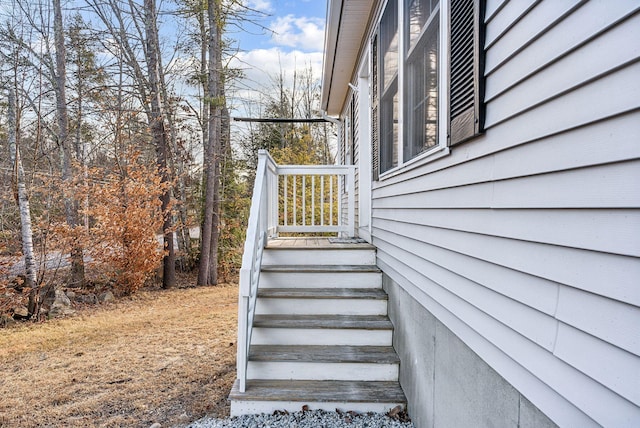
236;150;356;392
237;150;276;392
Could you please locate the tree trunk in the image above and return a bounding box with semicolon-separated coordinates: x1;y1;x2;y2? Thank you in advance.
198;0;222;286
54;0;84;287
144;0;175;288
8;87;38;315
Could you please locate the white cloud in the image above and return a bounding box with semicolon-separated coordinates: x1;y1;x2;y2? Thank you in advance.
269;15;325;51
230;47;323;88
227;47;324;111
245;0;273;13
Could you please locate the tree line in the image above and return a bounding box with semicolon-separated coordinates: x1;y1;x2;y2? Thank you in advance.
0;0;333;322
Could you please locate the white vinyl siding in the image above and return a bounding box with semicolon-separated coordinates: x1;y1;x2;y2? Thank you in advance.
369;1;640;426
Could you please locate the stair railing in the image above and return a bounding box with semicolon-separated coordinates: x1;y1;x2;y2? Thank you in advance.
237;150;277;392
236;150;356;392
278;164;355;237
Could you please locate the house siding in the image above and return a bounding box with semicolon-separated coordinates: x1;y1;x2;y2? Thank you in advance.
369;1;640;426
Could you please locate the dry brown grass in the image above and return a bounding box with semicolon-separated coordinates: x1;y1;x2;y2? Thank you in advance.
0;280;238;428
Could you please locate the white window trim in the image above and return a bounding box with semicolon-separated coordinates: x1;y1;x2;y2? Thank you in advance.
378;0;450;181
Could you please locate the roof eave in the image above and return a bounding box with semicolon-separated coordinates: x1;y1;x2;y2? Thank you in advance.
321;0;343;115
321;0;375;116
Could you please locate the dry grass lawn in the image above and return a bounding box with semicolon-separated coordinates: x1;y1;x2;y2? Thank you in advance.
0;282;238;427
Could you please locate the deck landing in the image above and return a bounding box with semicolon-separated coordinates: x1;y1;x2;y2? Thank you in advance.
266;237;374;249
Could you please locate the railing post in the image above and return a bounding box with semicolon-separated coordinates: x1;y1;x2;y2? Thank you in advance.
337;173;342;233
236;295;249;392
271;169;278;237
347;166;355;238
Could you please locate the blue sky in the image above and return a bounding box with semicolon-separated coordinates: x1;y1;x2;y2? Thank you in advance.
237;0;327;52
227;0;328;115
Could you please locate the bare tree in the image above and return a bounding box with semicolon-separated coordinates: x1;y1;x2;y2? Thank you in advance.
53;0;85;286
197;0;223;286
7;86;38;314
144;0;176;288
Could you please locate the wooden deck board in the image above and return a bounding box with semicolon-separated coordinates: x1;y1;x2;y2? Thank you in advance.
266;237;375;250
253;314;393;330
249;345;400;364
230;379;407;403
261;265;381;273
257;288;387;299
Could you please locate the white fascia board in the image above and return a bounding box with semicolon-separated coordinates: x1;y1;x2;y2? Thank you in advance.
321;0;344;112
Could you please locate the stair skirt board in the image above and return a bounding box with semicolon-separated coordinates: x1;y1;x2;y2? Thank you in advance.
229;379;407;417
247;361;399;381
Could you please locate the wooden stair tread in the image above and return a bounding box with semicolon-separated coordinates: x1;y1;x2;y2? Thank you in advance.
230;379;406;403
257;288;387;299
249;345;400;363
266;238;375;250
253;314;393;330
261;265;381;273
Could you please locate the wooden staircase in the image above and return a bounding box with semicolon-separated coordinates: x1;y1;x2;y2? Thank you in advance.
230;238;407;416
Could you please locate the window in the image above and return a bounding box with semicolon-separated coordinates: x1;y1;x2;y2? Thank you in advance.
378;0;399;173
372;0;485;178
404;0;439;161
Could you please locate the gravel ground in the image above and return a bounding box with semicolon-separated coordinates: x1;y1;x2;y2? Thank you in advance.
185;409;414;428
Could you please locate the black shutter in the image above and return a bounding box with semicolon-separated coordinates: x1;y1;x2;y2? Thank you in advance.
449;0;486;146
371;33;380;181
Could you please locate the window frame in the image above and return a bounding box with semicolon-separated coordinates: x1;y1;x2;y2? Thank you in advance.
373;0;450;180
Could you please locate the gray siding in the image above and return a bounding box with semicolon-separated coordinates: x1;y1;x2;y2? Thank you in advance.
370;1;640;426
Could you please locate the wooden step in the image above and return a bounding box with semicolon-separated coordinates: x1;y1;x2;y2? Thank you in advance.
229;379;407;416
251;314;393;346
249;345;400;363
253;314;393;329
265;238;374;250
262;265;381;273
247;345;400;381
260;265;382;289
257;288;387;299
255;288;388;315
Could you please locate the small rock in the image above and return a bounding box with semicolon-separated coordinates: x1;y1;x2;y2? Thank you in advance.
77;293;97;304
48;289;75;318
149;423;162;428
65;290;76;299
13;305;29;319
98;290;115;303
1;314;16;326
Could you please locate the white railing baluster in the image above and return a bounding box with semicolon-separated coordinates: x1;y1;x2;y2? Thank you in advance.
311;176;315;226
302;175;306;226
330;176;334;226
321;176;325;226
293;176;297;226
283;175;288;227
346;166;355;237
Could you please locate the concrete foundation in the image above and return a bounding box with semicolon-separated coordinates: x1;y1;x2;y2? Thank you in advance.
383;274;557;428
